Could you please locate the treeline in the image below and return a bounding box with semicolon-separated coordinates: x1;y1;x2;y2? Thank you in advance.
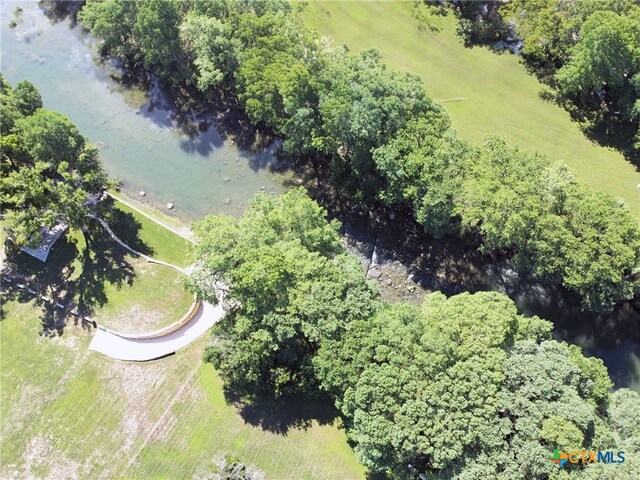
77;0;640;312
0;76;112;246
445;0;640;154
189;188;640;479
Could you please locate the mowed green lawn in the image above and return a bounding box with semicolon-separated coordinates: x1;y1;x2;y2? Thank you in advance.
302;1;640;215
0;204;193;334
0;201;364;480
130;365;365;480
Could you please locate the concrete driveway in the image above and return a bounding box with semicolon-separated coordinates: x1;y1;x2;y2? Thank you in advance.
88;301;223;361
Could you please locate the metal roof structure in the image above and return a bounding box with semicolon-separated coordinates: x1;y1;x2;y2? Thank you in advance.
20;222;69;262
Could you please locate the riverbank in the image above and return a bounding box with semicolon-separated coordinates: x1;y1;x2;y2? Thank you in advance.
110;171;640;392
1;0;289;220
108;191;194;242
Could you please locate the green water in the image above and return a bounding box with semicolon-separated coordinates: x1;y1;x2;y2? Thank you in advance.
1;1;287;221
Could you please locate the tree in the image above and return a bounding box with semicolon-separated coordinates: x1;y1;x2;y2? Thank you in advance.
0;74;21;135
456;137;640;311
372;113;468;237
501;1;640;153
14;109;85;165
320;291;553;478
133;0;185;83
313;48;438;197
78;0;140;64
319;289;631;479
560;184;640;311
179;13;240;92
234;11;316;137
12;80;42;116
189;188;380;397
501;0;635;76
555;10;640;115
0;81;112;246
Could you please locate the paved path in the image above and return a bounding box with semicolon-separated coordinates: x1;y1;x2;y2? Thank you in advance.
87;210;224;362
89;301;224;361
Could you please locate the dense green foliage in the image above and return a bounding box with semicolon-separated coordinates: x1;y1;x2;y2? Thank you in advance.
457;137;640;311
0;77;112;246
190;190;640;479
78;0;640;312
554;9;640;135
189;188;381;397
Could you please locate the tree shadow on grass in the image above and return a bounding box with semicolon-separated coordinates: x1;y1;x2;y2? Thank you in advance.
70;222;136;318
1;233;80;335
224;390;341;435
1;207;150;336
581;118;640;169
100;205;154;258
538;91;640;168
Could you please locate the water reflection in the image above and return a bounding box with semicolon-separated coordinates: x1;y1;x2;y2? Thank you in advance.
485;260;640;391
1;1;288;220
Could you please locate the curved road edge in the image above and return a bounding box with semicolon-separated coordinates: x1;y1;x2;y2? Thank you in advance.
88;301;224;361
87;210;225;362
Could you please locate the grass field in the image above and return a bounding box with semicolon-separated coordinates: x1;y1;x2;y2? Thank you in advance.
0;201;365;480
108;198;191;268
302;1;640;215
1;204;193;334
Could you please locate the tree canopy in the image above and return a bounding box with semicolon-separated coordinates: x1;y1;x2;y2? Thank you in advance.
188;188;380;397
0;77;112;246
188;190;640;478
457;137;640;311
78;0;640;312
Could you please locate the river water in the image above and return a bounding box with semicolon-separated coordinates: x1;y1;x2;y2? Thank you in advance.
2;2;638;391
1;1;287;220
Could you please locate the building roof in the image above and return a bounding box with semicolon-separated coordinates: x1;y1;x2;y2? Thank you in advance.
20;222;69;262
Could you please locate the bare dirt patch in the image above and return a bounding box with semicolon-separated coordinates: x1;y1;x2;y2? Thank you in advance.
100;304;168;334
19;435;81;480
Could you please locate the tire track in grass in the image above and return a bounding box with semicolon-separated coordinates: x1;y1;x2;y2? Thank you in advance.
120;362;202;476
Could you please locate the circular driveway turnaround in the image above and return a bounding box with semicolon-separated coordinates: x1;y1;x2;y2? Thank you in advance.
89;301;224;361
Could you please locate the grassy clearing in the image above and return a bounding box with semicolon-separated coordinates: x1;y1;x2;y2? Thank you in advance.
129;365;365;480
108;199;190;268
0;299;210;479
302;1;640;215
1;213;192;334
1;203;364;479
0;300;364;479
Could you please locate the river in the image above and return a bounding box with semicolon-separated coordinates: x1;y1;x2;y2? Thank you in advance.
2;1;638;391
1;1;287;220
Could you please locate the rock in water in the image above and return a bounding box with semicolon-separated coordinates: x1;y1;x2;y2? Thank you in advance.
166;202;174;210
139;191;146;197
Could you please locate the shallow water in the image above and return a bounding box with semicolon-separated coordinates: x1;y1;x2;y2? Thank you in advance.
1;1;287;221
